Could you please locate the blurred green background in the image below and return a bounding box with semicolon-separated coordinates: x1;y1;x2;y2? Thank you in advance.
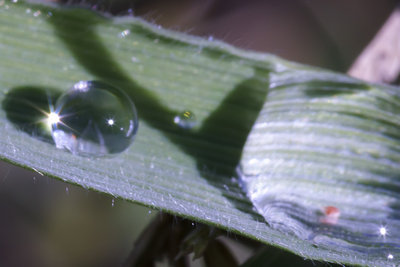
1;0;398;266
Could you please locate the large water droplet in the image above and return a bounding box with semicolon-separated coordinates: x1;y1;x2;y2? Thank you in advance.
174;110;196;129
51;81;138;157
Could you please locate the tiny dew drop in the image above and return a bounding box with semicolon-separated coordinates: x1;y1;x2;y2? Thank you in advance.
33;10;41;17
51;81;138;157
119;29;130;38
174;110;196;129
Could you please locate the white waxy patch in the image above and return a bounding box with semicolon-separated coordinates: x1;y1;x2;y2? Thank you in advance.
238;72;400;264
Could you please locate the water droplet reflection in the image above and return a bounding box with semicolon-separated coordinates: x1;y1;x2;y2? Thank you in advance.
47;112;60;126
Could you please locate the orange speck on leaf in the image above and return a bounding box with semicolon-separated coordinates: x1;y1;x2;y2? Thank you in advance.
324;206;340;216
320;206;340;225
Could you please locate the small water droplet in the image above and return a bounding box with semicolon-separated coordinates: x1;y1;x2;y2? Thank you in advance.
148;210;152;214
388;253;394;260
65;186;69;195
131;56;139;63
51;81;138;157
174;110;196;129
111;198;115;207
191;222;195;226
208;36;214;41
379;226;388;237
119;29;130;38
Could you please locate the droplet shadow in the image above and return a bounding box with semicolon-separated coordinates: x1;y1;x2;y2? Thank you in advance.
45;7;270;217
2;86;60;144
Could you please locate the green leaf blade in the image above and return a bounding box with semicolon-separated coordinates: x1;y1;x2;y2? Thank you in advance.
0;1;399;266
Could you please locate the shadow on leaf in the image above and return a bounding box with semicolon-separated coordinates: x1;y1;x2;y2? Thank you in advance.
2;86;60;144
2;6;269;220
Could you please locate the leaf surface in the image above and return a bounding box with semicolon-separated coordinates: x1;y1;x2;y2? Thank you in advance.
0;1;399;266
